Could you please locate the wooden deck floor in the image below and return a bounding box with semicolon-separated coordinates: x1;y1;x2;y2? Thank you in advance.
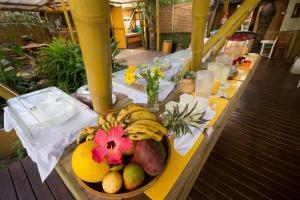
188;58;300;200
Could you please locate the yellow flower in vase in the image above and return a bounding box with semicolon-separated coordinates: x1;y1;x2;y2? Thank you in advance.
126;66;136;74
125;73;136;85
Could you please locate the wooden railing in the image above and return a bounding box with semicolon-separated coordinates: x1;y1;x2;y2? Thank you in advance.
0;83;19;100
0;83;18;156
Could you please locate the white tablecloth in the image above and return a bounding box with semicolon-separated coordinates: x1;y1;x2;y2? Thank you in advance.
4;106;97;182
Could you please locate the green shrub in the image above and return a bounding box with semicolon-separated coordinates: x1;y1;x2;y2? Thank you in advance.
35;40;86;93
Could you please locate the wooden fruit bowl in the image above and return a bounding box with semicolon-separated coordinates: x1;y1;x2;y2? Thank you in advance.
74;109;171;200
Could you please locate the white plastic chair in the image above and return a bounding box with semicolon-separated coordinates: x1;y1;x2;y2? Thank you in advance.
260;37;278;59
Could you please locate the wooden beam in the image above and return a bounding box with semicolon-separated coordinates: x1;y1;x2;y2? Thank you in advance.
60;0;75;43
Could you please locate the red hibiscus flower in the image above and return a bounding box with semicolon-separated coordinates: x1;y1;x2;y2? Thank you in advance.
92;125;133;165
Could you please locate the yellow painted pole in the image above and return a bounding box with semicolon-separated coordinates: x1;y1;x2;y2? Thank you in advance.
69;0;112;113
191;0;210;71
202;0;262;56
60;0;75;43
156;0;160;51
212;11;251;55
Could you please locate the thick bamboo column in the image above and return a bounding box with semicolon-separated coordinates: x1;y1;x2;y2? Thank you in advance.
202;0;262;56
69;0;112;113
60;0;75;43
191;0;210;71
156;0;160;51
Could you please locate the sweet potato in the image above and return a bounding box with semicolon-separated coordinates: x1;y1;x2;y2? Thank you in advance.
132;139;165;176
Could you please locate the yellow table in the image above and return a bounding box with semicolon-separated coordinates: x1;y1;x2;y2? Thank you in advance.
55;54;261;200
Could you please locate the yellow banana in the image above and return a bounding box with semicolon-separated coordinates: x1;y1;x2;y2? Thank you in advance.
97;115;106;126
101;124;108;132
117;104;148;122
106;112;117;122
125;111;158;123
105;122;112;130
85;134;94;141
128;133;152;140
126;126;162;141
131;120;168;135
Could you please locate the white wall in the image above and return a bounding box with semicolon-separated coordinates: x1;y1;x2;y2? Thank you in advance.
280;0;300;31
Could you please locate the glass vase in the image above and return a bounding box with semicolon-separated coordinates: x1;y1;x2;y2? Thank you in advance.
146;80;159;112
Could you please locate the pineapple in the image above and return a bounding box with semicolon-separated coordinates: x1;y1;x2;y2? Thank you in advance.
162;102;208;137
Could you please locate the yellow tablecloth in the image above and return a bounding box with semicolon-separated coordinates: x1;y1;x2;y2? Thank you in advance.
220;80;242;98
232;67;249;81
144;98;228;199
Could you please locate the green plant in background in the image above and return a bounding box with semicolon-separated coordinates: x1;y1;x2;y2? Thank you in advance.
111;38;127;73
0;45;40;94
11;139;25;160
35;39;86;93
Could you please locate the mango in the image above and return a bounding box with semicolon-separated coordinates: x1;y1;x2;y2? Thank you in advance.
102;171;123;194
123;163;145;191
110;163;125;171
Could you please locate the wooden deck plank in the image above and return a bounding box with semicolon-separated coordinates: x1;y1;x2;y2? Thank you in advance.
9;161;36;200
0;168;17;200
21;157;55;200
191;58;300;199
208;154;290;200
46;169;73;200
187;188;210;200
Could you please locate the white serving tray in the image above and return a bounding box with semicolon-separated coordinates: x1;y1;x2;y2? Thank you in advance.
7;87;91;148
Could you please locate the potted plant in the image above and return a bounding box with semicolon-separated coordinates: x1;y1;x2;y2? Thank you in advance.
172;70;196;94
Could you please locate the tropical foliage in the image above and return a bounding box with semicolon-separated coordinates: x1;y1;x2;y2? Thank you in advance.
0;44;41;94
35;40;86;93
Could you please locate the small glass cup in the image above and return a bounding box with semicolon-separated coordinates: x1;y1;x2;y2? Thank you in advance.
216;55;233;85
207;62;222;95
195;70;214;99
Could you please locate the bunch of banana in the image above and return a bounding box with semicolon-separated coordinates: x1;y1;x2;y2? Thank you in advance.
97;111;119;131
77;126;97;144
117;104;168;141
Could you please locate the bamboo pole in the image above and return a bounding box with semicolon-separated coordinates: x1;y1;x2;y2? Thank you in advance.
60;0;75;43
202;0;262;56
69;0;112;113
156;0;160;51
191;0;210;71
211;1;260;56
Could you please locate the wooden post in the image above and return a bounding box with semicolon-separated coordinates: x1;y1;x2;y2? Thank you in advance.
60;0;75;43
156;0;160;51
202;0;262;56
191;0;210;71
69;0;112;113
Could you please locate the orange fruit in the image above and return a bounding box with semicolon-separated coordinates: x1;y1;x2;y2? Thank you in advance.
72;141;109;183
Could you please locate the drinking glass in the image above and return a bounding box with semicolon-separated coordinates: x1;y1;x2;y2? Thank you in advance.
216;55;232;85
195;70;214;99
207;62;222;95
